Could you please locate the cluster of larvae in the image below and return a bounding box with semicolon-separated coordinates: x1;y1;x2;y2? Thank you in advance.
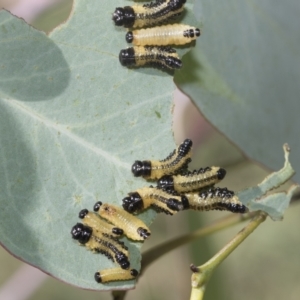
71;202;151;283
112;0;201;71
124;139;248;215
71;139;247;284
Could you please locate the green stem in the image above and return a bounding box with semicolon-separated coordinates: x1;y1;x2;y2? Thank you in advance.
190;286;205;300
141;212;256;273
190;211;268;300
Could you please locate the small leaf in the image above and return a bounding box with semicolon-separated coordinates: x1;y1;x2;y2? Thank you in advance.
247;185;298;221
239;144;298;220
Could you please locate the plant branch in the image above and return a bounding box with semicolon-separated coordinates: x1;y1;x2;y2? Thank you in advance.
141;211;257;274
189;211;268;300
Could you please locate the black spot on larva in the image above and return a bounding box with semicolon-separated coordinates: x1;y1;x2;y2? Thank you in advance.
137;227;151;239
112;6;135;27
71;223;92;244
93;201;102;212
94;272;102;283
131;269;139;277
78;208;89;219
131;160;151;177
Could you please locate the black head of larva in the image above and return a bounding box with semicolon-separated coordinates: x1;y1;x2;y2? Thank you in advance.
170;0;187;9
112;227;124;236
157;175;174;190
112;6;135;28
119;259;130;270
94;272;102;283
122;196;133;212
71;223;92;244
178;139;193;156
131;160;151;177
217;168;227;180
78;208;89;219
126;31;134;43
119;48;135;67
122;192;144;213
137;227;151;239
93;201;102;212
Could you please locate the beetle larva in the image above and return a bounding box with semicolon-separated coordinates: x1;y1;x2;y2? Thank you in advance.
79;209;124;237
131;138;192;180
157;167;226;192
71;223;130;269
94;267;139;283
126;24;200;46
122;186;188;215
93;202;151;241
119;46;182;70
113;0;186;28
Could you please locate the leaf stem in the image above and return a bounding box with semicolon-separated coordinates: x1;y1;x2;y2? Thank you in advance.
189;211;268;300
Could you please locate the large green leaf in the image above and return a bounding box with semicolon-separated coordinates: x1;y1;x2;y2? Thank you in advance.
175;0;300;182
0;0;196;291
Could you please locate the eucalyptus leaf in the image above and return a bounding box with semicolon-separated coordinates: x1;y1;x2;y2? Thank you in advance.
239;144;298;220
0;0;196;290
175;0;300;182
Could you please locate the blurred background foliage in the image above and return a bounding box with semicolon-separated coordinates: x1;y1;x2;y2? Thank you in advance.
0;0;299;299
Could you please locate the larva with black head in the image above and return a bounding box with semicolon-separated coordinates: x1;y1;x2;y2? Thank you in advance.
95;267;139;283
71;223;130;269
122;186;189;215
119;46;182;70
126;24;201;46
93;202;151;241
157;167;227;193
79;209;124;237
183;187;248;213
132;138;192;180
113;0;186;29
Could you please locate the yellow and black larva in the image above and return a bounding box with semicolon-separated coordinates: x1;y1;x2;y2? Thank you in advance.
95;267;139;283
183;187;248;213
93;202;151;241
131;138;192;180
157;167;227;193
79;209;124;237
71;223;130;269
126;24;200;46
119;46;182;70
113;0;186;28
122;186;189;215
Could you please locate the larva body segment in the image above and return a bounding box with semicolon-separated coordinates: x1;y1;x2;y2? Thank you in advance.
122;186;188;215
185;187;248;213
131;138;192;180
95;268;139;283
126;24;201;46
79;209;124;237
113;0;186;28
93;202;151;241
70;223;130;269
119;46;182;70
157;167;227;193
